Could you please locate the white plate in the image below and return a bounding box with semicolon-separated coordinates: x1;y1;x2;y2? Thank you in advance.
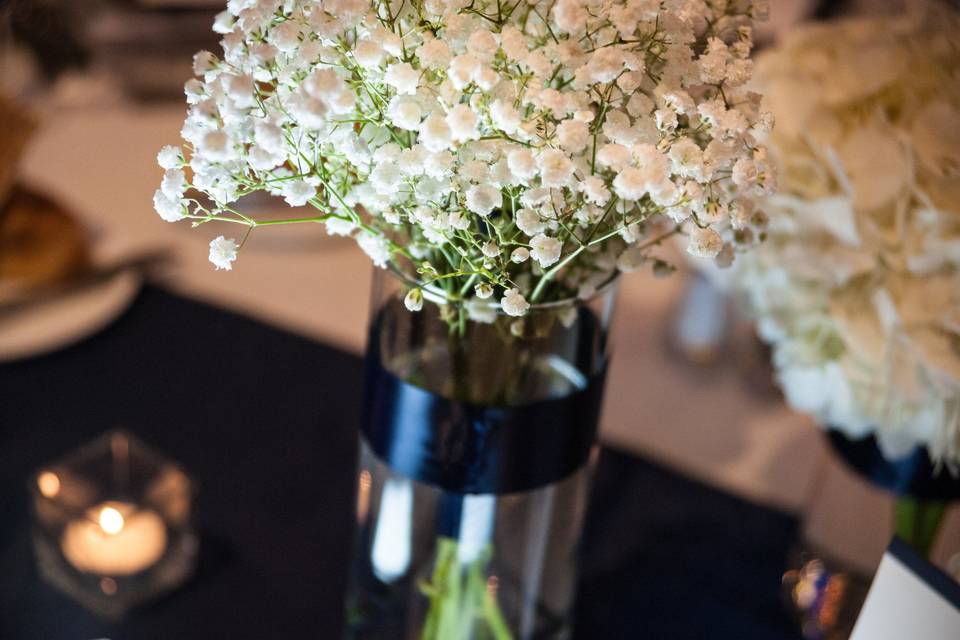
0;268;141;362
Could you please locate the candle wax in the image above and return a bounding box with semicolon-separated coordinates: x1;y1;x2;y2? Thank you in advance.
61;501;167;576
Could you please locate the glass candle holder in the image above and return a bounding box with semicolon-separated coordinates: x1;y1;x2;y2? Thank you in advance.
29;430;197;619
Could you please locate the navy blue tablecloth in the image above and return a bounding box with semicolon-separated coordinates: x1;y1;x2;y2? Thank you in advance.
0;286;800;639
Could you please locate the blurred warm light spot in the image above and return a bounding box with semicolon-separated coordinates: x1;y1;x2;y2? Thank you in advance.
110;431;129;461
98;506;125;535
100;577;118;595
37;471;60;497
486;575;499;597
357;470;372;523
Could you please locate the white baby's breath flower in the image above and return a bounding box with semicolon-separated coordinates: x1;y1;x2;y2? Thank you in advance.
158;0;769;326
481;241;500;258
354;40;385;69
612;167;647;201
579;176;611;206
446;104;479;141
384;62;420;95
387;97;423;131
515;208;545;236
404;288;424;311
208;236;238;270
595;144;631;171
358;232;391;268
448;53;480;89
192;51;218;78
489;99;522;134
556;119;590;153
212;10;234;34
475;283;494;299
538;149;575;188
465;185;501;217
153;189;186;222
419;115;453;152
686;226;723;259
507;148;538;182
529;234;562;268
161;169;188;199
418;37;452;69
282;180;316;206
197;130;233;162
157;145;183;169
501;288;530;317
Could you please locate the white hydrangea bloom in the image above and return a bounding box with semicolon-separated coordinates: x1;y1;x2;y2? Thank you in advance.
728;6;960;464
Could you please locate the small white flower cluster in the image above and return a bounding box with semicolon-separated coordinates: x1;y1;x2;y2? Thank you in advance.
156;0;771;315
732;6;960;465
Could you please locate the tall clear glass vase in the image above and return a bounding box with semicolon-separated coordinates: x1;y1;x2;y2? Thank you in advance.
345;268;618;640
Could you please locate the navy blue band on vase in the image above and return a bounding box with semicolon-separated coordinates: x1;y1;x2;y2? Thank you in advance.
827;431;960;501
362;355;605;495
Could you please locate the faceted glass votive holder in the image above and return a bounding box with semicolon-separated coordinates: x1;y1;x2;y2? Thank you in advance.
29;430;197;619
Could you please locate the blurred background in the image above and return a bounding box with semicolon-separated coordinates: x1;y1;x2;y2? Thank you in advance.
1;0;958;637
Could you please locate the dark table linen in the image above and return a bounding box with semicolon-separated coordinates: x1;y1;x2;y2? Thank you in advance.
0;286;799;639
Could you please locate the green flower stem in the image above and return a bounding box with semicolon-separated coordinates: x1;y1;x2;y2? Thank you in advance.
248;215;334;226
894;496;948;558
419;538;514;640
529;224;681;302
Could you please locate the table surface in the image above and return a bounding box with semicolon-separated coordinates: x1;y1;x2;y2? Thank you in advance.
17;103;960;576
0;286;803;639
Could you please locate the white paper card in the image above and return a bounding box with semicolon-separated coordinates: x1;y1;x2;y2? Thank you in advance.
851;538;960;639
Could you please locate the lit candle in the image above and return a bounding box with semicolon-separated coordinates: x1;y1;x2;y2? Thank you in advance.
61;501;168;576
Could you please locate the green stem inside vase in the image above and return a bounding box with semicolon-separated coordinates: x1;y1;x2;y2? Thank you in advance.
421;333;513;640
419;539;513;640
893;496;947;558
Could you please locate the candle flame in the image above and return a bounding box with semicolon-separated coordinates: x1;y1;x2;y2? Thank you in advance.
37;471;60;498
99;506;125;535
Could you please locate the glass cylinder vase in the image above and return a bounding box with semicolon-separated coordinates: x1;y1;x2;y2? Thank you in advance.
346;268;618;640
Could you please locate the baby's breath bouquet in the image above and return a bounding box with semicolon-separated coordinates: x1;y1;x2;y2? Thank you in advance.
155;0;773;325
154;0;774;637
